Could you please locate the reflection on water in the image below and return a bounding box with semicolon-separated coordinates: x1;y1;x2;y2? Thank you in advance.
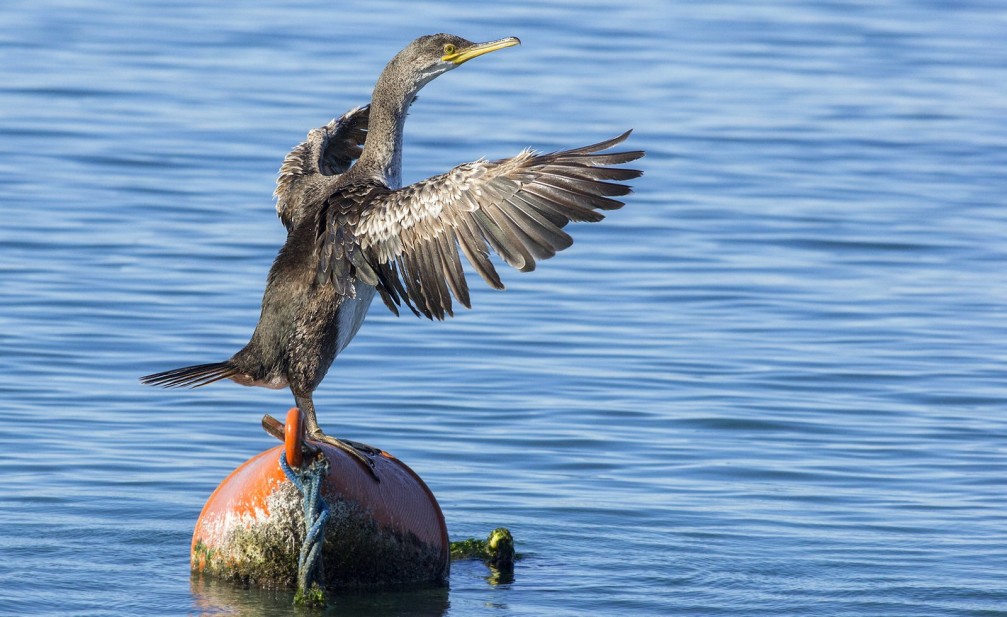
191;576;450;617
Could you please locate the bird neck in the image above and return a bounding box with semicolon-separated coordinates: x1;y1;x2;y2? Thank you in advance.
354;71;418;189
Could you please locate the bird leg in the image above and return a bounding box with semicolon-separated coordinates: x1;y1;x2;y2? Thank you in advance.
294;393;381;481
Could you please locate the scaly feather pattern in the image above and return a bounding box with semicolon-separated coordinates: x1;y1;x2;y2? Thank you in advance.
332;130;644;320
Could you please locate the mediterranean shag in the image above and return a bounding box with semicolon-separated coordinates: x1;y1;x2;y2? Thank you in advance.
141;34;645;468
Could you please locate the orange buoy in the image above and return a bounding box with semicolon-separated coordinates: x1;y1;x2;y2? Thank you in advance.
191;408;449;591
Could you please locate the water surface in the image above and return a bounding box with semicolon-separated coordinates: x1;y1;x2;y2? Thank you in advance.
1;1;1006;615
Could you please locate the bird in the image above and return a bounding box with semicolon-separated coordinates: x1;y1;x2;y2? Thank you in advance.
141;34;645;469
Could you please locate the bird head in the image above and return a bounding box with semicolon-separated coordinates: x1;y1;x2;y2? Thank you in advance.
385;34;521;94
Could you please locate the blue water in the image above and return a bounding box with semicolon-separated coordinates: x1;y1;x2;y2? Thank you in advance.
2;1;1006;615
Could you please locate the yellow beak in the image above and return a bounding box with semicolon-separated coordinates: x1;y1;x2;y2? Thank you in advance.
444;37;521;65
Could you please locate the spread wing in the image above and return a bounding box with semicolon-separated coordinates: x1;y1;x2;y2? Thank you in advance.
274;105;370;231
350;130;644;320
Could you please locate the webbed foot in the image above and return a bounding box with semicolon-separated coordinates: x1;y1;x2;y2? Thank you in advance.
309;430;381;482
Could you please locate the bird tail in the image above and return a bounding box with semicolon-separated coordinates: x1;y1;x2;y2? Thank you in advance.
140;361;239;388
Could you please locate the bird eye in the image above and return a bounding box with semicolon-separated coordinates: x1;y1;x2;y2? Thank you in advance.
443;43;456;55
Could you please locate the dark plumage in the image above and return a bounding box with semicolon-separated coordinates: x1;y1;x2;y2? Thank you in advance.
142;34;645;459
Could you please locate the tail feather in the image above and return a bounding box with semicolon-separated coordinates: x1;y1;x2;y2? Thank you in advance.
140;361;238;389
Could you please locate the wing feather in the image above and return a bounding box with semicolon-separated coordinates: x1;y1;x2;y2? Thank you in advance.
437;229;471;309
497;198;565;260
522;184;606;222
349;131;643;320
506;193;574;248
456;215;504;290
423;238;454;319
275;105;370;231
472;206;532;272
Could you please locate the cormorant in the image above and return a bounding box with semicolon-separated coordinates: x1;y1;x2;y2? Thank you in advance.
141;34;645;466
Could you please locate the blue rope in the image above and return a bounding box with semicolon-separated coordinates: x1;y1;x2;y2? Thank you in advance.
280;451;331;594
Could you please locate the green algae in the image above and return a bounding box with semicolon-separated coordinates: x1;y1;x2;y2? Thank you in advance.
450;528;518;585
450;527;517;568
293;583;326;607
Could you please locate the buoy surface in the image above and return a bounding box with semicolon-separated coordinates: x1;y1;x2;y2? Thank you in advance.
191;425;449;590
